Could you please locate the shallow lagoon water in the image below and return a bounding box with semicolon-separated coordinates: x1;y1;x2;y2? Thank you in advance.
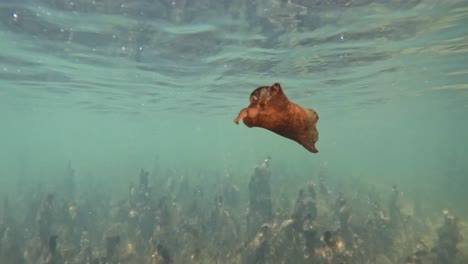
1;0;468;263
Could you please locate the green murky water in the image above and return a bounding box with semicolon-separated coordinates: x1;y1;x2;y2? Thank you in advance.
0;0;467;262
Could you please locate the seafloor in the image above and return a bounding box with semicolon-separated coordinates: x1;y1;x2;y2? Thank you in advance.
0;158;466;264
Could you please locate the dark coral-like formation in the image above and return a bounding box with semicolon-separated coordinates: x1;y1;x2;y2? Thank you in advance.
0;157;466;264
246;156;273;240
432;210;461;264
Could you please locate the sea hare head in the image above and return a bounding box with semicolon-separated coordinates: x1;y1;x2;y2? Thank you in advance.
248;83;287;109
233;83;287;125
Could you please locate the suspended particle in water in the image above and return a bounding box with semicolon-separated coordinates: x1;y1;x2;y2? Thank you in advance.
12;12;19;22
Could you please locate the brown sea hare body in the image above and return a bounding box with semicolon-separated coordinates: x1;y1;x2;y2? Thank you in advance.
234;83;319;153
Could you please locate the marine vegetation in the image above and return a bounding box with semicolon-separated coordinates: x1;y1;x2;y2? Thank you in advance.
0;158;466;264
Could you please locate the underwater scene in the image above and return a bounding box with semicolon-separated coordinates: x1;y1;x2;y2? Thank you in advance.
1;0;468;263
